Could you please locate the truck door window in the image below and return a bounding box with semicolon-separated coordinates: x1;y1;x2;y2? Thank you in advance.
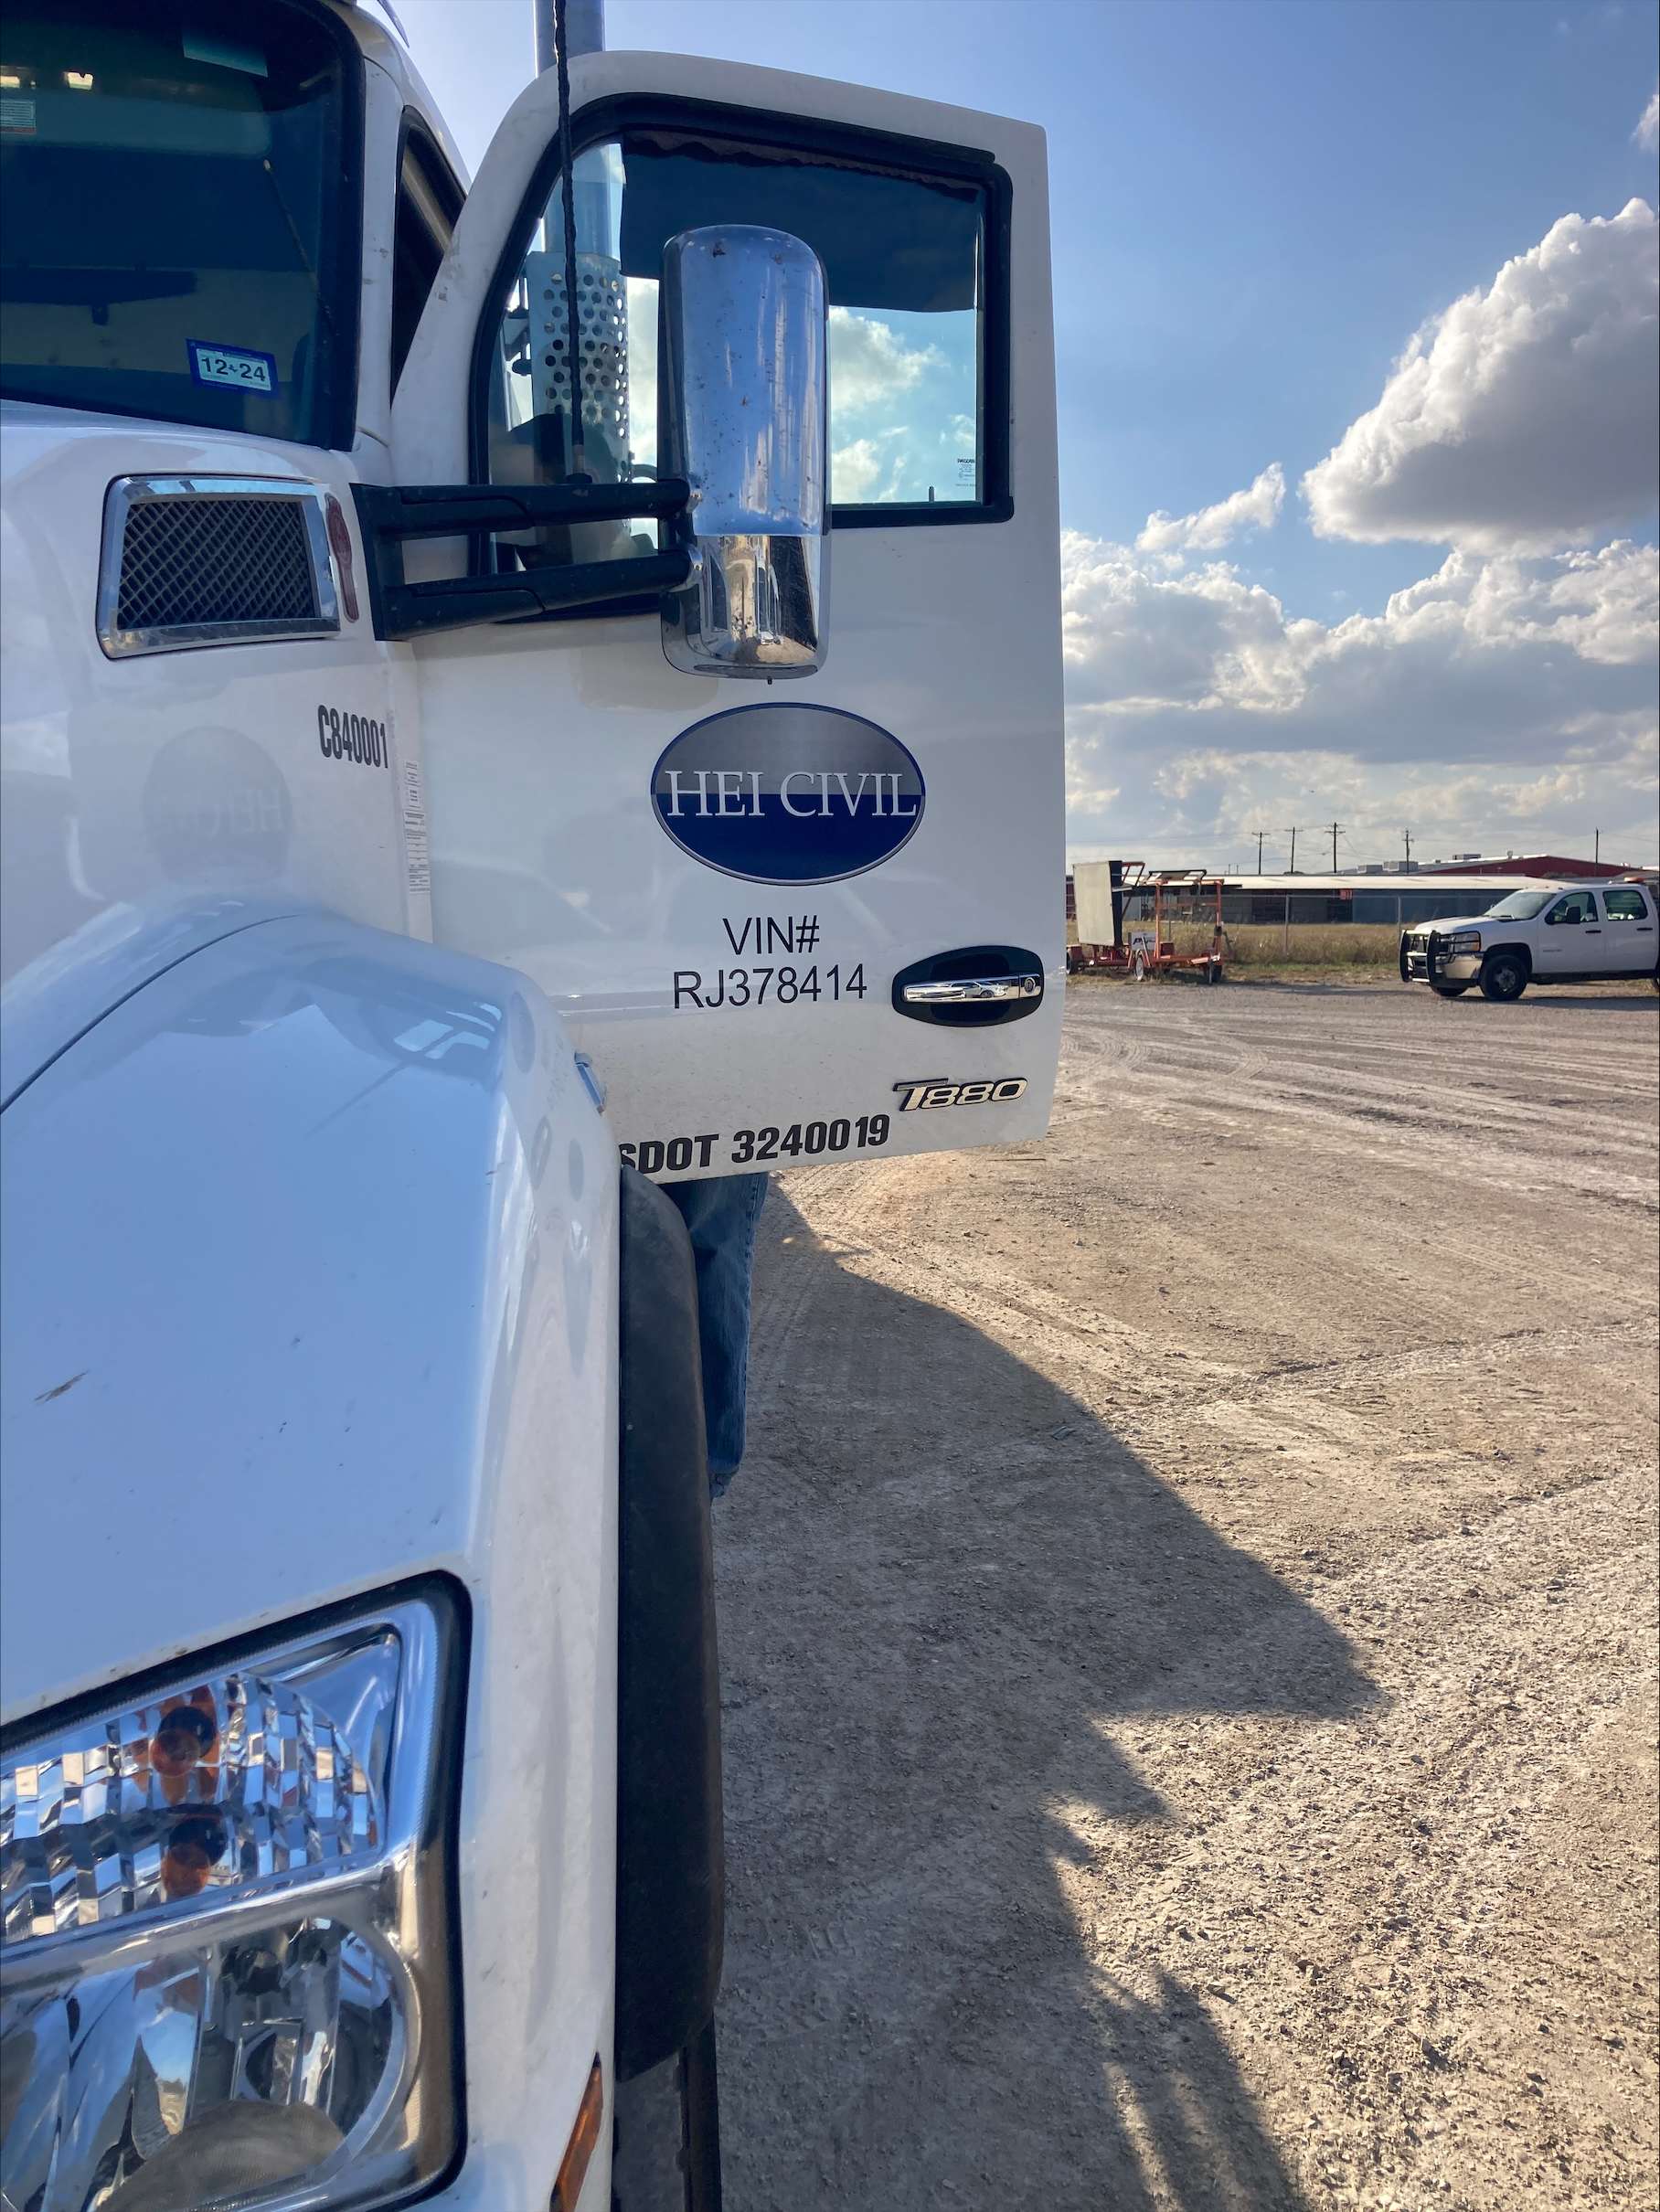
0;0;359;449
1545;892;1597;925
391;118;463;395
1601;888;1650;920
480;115;1005;580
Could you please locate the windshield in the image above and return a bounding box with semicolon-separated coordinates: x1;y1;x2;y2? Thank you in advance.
1482;890;1558;920
0;0;358;449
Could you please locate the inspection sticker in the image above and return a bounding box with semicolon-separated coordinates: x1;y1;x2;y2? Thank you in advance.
188;341;278;396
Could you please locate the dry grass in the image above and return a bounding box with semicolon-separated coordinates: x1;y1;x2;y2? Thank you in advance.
1065;920;1403;971
1207;921;1400;968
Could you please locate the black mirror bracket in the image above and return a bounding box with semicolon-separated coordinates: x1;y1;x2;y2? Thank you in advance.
350;480;693;641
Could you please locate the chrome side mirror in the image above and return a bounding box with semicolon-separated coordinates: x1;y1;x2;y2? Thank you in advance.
659;227;829;678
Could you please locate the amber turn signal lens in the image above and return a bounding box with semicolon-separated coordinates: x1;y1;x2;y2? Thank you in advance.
551;2056;606;2210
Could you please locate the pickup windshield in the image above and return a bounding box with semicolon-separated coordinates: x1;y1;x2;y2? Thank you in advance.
1482;891;1558;920
0;0;357;449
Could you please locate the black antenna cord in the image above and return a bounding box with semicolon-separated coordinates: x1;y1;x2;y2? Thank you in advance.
552;0;588;480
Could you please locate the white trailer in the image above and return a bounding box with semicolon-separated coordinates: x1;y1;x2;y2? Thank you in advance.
0;4;1062;2207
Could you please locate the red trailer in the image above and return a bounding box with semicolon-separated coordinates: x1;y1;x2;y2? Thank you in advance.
1068;864;1231;982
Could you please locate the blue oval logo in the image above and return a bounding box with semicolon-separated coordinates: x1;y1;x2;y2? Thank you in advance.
652;703;925;884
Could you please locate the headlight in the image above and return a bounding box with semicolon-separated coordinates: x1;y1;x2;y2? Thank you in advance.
1447;930;1481;955
1;1581;464;2211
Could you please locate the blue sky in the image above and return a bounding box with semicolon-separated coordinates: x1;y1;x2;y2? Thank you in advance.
396;0;1659;867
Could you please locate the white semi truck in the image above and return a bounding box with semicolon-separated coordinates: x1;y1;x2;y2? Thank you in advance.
0;4;1063;2207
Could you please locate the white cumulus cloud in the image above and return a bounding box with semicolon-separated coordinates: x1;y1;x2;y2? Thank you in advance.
1136;463;1285;555
828;307;941;412
1063;533;1314;712
1060;530;1658;858
1302;200;1659;553
831;437;886;503
1637;90;1659;154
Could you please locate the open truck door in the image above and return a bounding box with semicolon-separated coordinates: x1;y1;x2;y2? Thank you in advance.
384;48;1063;1177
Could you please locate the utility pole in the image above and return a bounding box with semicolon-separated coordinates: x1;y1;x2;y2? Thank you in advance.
1252;830;1265;874
1595;828;1601;866
1287;827;1298;874
1403;828;1412;872
1329;821;1341;873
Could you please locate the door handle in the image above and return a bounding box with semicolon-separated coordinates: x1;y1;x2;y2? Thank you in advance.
892;945;1046;1026
901;974;1041;1005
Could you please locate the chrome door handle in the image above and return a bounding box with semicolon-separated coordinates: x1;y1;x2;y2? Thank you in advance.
901;974;1043;1004
892;944;1046;1026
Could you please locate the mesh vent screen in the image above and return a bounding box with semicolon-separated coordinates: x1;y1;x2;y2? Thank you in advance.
116;497;318;632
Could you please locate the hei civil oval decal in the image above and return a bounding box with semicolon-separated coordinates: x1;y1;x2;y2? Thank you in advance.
651;703;925;885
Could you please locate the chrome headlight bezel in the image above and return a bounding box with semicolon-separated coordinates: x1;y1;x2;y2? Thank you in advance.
1;1576;468;2212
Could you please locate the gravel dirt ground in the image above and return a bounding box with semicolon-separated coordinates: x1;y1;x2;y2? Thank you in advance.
709;973;1658;2212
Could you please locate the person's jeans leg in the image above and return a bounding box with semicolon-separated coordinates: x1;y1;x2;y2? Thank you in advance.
663;1172;769;1494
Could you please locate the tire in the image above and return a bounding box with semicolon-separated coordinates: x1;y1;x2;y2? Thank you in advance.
1431;984;1469;999
1479;951;1528;1003
612;1175;725;2208
612;2022;722;2212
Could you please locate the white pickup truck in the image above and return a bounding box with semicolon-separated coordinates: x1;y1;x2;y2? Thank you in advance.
1400;880;1660;1001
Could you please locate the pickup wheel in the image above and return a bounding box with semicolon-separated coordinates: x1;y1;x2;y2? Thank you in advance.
1479;951;1528;1003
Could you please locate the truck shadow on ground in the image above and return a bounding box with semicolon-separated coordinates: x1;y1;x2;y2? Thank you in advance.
710;1185;1378;2212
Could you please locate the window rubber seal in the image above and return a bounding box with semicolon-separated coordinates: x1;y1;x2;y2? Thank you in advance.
464;90;1015;555
391;107;467;399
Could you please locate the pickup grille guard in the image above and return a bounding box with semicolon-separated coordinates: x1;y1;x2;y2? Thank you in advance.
1401;929;1450;984
350;479;694;642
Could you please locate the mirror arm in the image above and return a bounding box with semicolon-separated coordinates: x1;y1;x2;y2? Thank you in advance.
354;481;691;539
349;481;693;641
358;548;695;642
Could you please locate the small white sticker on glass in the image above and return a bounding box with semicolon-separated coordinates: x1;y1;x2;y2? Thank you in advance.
187;340;278;396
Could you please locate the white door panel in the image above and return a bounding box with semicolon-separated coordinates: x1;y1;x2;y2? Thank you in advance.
1534;888;1609;974
393;52;1063;1177
1599;887;1657;973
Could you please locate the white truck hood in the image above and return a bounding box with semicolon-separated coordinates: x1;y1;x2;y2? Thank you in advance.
1407;912;1495;934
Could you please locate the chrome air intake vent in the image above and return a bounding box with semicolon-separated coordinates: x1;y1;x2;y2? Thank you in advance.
98;476;339;657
